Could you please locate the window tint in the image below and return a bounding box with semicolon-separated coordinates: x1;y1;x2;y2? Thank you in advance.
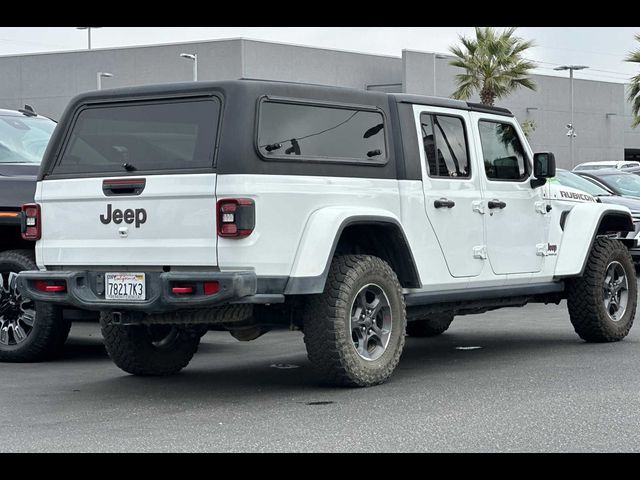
420;113;470;178
479;120;529;180
55;99;220;175
258;101;386;163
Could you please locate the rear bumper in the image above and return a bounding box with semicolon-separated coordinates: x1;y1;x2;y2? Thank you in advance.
16;270;259;314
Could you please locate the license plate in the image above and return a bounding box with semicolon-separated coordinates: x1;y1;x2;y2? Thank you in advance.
105;273;146;301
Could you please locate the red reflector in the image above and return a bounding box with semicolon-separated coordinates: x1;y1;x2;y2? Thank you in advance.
34;281;65;293
45;285;66;293
204;282;220;295
172;287;194;295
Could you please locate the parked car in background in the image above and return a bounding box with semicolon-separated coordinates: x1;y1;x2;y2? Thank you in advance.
0;106;93;362
573;161;640;172
611;165;640;177
551;169;640;262
575;169;640;200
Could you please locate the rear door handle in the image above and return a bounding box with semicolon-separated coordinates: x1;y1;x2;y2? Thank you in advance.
103;178;146;196
488;199;507;209
434;198;455;209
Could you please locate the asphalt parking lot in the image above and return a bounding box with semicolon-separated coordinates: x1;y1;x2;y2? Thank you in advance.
2;300;640;452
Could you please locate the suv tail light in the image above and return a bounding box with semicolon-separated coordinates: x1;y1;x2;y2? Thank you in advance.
217;199;255;238
21;203;41;241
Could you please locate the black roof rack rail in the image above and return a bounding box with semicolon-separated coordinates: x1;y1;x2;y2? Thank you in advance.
466;102;513;117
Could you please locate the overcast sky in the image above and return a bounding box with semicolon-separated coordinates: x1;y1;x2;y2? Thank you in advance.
0;27;637;84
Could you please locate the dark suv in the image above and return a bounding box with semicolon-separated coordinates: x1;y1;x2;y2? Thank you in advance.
0;107;77;362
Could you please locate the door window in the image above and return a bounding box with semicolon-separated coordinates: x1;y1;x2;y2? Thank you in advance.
478;120;529;181
421;113;470;178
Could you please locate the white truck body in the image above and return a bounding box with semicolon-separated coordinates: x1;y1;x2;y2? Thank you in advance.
16;80;637;386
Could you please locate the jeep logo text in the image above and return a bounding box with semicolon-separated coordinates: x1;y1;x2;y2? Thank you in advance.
100;204;147;228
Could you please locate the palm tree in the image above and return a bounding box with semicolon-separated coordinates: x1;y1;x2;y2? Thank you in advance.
449;27;537;106
626;34;640;128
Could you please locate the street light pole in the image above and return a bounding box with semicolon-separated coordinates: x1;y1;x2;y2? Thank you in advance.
180;53;198;81
76;27;101;50
432;54;448;96
554;64;589;168
97;72;113;90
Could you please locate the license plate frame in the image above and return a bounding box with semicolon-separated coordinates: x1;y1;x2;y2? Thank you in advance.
105;272;146;301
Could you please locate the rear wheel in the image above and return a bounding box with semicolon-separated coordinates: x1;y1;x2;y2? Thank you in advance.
406;313;454;337
100;312;200;375
566;237;637;342
0;250;69;362
302;255;406;387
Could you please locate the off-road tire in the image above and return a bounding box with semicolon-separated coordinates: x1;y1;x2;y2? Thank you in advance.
406;313;454;337
566;237;637;342
100;312;200;376
302;255;406;387
0;249;69;362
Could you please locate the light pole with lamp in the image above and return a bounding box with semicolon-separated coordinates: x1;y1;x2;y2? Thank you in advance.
433;53;448;96
97;72;113;90
180;53;198;81
77;27;101;50
554;64;589;168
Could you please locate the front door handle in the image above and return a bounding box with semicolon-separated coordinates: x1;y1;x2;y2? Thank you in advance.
488;199;507;209
434;198;455;209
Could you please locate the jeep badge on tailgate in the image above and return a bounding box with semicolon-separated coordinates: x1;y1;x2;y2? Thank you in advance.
100;204;147;228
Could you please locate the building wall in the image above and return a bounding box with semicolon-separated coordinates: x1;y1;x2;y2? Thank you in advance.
624;85;640;155
402;50;632;170
241;39;403;90
0;39;244;120
0;38;637;169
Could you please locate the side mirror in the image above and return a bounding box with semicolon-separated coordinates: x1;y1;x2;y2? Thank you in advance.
531;152;556;188
534;152;556;178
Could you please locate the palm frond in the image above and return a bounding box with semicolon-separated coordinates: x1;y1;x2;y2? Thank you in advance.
628;33;640;127
446;26;536;104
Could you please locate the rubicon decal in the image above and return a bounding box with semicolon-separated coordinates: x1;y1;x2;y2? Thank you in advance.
559;190;595;202
100;204;147;228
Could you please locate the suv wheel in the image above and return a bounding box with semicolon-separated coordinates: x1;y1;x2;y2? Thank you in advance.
406;313;454;337
100;313;200;376
566;237;637;342
0;250;69;362
302;255;406;387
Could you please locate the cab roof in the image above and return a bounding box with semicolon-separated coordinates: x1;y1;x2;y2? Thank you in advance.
65;78;514;117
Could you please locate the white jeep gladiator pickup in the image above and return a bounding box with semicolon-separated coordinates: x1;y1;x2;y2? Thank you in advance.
17;80;638;387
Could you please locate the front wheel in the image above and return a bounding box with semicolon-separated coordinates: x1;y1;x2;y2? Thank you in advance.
302;255;406;387
566;238;637;342
100;312;200;376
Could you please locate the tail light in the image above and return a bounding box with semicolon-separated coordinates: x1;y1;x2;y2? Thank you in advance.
171;287;194;295
217;199;255;239
21;203;41;241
